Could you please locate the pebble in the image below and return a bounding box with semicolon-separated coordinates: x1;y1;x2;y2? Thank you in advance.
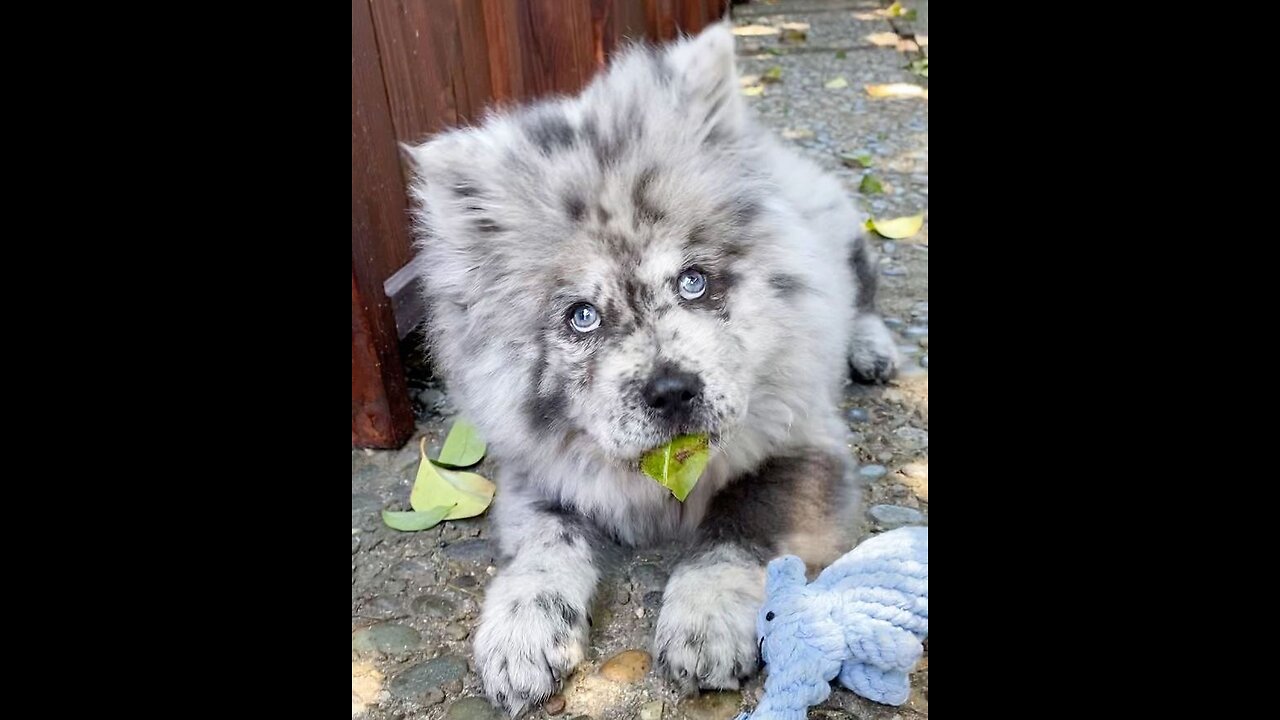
920;354;928;368
412;594;457;619
599;649;651;682
869;504;925;527
447;697;502;720
882;241;896;254
858;464;888;480
640;700;664;720
351;623;421;656
425;688;446;706
630;563;669;591
545;695;567;716
443;539;496;564
882;264;907;277
678;690;743;720
845;407;869;423
904;325;928;338
443;623;469;641
390;655;469;698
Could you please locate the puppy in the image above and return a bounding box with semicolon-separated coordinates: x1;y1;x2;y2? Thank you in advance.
404;21;899;716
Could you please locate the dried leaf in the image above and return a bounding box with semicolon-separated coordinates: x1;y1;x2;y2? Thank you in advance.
763;66;784;83
435;417;486;468
781;22;809;42
641;434;711;502
865;83;928;99
836;50;847;59
824;76;849;90
733;24;780;37
859;175;884;194
866;214;925;239
741;85;765;97
886;1;905;17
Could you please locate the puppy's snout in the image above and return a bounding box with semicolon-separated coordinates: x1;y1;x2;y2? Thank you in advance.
642;365;703;414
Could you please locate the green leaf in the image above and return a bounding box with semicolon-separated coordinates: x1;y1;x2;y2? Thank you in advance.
836;50;847;60
886;1;905;17
859;174;884;194
866;214;924;239
763;66;783;83
410;438;496;520
824;76;849;90
840;152;874;169
908;58;928;78
435;417;486;468
763;47;782;56
382;505;452;532
903;9;918;21
641;434;711;502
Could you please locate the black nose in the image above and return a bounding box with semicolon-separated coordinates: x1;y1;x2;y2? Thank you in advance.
642;365;703;412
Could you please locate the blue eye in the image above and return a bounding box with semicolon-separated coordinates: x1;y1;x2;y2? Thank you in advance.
569;303;601;333
679;270;707;300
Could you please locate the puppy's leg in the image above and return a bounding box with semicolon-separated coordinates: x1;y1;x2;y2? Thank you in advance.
849;234;900;383
654;452;854;693
474;495;610;717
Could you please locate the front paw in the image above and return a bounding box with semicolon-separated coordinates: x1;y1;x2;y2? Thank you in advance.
474;589;589;717
850;314;900;384
653;562;763;694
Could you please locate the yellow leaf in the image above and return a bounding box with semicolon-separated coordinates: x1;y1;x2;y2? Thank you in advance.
824;76;849;89
886;1;905;17
867;214;925;239
732;24;780;37
741;85;765;96
410;438;496;520
865;83;928;99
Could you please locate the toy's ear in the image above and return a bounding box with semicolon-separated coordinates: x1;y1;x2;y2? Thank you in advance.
765;556;807;595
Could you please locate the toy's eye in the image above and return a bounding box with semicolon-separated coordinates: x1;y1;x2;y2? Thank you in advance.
765;611;775;621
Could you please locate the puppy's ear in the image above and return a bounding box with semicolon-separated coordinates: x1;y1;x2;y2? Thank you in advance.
663;21;748;144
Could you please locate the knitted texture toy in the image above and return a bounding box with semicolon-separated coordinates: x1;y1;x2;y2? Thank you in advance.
740;526;928;720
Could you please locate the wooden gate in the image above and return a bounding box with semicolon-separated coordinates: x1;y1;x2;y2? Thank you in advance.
353;0;730;447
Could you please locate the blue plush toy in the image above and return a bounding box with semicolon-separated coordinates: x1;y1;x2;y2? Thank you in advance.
739;526;928;720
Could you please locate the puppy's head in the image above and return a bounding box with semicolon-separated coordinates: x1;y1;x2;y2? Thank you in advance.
407;23;799;462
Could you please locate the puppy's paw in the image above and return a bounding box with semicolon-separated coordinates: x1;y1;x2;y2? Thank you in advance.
474;585;589;717
653;556;763;694
849;314;900;384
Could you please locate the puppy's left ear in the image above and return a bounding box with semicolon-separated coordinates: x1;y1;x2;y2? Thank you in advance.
664;21;748;143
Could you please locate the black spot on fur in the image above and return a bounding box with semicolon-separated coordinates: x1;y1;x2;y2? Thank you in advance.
723;195;762;227
526;110;576;154
583;115;623;167
596;204;612;224
632;167;666;225
451;182;480;198
474;218;503;234
850;235;879;312
564;194;586;222
768;273;808;298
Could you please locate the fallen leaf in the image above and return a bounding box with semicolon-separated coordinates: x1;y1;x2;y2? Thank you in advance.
859;174;884;194
903;9;919;21
733;24;780;37
865;83;928;99
886;1;905;16
435;417;486;468
383;506;453;532
641;434;710;502
824;76;849;90
840;152;874;168
867;32;900;47
739;74;761;86
741;85;765;96
410;437;496;519
866;214;925;239
783;128;815;140
908;58;929;78
763;66;783;83
781;22;809;42
836;50;847;59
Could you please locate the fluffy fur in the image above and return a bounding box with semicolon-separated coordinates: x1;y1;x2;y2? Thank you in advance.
404;21;899;717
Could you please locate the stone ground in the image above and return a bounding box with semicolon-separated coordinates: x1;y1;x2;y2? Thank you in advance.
352;1;928;718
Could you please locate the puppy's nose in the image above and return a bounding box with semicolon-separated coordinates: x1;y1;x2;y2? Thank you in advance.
642;366;703;412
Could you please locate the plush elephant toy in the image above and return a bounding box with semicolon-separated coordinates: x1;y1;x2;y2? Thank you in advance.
739;526;928;720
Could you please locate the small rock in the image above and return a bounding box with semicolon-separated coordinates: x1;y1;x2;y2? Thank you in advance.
859;464;888;480
678;690;742;720
450;575;479;589
424;688;446;706
869;504;924;528
630;563;669;591
845;407;869;423
352;623;421;656
883;317;904;329
882;241;896;254
896;344;919;356
413;594;458;619
444;623;469;641
443;539;496;564
599;649;652;682
640;700;664;720
352;535;361;555
447;697;502;720
904;325;928;338
390;655;469;698
545;695;567;716
882;264;907;277
360;594;403;619
893;426;929;448
391;559;432;580
920;354;928;368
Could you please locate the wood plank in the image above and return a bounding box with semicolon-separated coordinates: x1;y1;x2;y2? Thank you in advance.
353;0;415;448
368;0;459;143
